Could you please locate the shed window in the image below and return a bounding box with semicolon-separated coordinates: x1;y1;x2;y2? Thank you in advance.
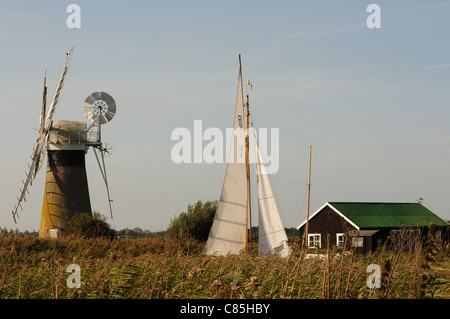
308;234;321;248
352;236;364;247
436;231;442;243
336;233;344;246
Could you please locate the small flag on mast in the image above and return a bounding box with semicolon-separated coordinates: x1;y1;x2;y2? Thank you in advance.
247;79;253;89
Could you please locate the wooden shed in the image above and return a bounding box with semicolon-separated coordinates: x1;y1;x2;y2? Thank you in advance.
297;202;449;253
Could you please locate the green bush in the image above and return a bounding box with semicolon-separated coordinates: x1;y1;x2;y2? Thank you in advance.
65;211;116;239
166;200;217;241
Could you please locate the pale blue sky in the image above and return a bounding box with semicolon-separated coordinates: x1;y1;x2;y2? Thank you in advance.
1;1;450;232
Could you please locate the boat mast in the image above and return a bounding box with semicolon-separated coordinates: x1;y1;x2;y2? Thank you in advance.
245;94;252;253
304;145;312;254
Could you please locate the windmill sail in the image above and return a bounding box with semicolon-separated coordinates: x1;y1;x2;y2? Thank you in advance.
203;56;248;256
39;71;47;136
255;137;289;257
34;72;47;178
43;46;74;132
12;47;74;223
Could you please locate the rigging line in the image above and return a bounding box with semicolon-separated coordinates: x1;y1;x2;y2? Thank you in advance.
291;145;311;227
247;103;258;229
304;144;313;218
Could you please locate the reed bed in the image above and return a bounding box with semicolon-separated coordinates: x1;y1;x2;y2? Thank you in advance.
0;235;448;299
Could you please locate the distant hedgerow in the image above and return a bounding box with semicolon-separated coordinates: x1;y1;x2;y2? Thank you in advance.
65;211;116;239
166;200;217;241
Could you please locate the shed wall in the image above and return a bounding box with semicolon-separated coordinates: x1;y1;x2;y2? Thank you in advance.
299;206;357;248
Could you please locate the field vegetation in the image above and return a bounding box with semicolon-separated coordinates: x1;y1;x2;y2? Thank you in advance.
0;228;448;299
1;201;448;299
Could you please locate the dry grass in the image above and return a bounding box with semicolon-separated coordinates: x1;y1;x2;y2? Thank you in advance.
0;235;448;299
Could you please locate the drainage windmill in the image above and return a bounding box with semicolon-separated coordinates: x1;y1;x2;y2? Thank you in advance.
12;47;117;238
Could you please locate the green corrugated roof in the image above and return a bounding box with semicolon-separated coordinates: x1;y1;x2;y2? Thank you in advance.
329;202;449;228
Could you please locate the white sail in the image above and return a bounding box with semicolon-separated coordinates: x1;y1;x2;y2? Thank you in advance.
255;138;289;257
12;48;74;223
203;57;248;256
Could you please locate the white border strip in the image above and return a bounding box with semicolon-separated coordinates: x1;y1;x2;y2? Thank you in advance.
296;202;360;230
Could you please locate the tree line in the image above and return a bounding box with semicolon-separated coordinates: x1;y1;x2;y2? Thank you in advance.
1;200;300;240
